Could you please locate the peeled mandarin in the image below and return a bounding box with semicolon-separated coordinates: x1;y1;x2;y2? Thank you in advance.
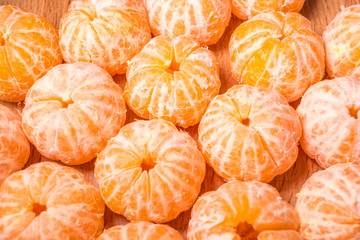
22;62;126;165
0;161;105;240
97;222;183;240
187;180;300;240
198;84;301;182
297;77;360;168
296;163;360;240
0;5;62;102
323;5;360;78
144;0;231;46
257;230;303;240
229;11;325;102
0;104;30;185
231;0;305;20
125;35;220;128
95;119;206;223
59;0;151;76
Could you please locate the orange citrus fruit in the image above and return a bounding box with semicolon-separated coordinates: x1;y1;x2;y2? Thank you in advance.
297;77;359;168
198;84;301;182
296;163;360;240
258;230;303;240
125;35;220;128
94;119;206;223
143;0;231;46
0;5;62;102
323;5;360;78
231;0;305;20
0;161;105;240
187;180;300;240
59;0;151;76
22;62;127;165
229;11;325;102
97;221;183;240
0;104;30;185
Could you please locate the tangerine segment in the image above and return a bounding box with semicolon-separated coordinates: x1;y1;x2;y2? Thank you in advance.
97;221;183;240
0;161;105;240
0;104;30;185
0;5;62;102
144;0;231;46
59;0;151;76
323;5;360;78
198;84;301;182
257;230;303;240
296;163;360;240
125;35;220;128
297;77;360;168
187;180;299;240
22;62;127;165
229;11;325;102
94;119;206;223
231;0;305;20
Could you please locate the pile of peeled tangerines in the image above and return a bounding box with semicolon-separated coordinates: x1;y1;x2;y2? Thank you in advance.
0;0;359;239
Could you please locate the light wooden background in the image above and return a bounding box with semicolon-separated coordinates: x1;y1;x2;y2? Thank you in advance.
1;0;359;238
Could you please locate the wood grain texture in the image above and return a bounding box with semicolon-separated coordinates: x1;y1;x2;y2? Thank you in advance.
1;0;359;238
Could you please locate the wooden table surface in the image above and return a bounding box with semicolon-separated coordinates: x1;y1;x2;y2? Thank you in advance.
1;0;359;238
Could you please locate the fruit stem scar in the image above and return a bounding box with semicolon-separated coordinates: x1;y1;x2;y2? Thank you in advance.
241;118;250;127
32;202;47;217
141;156;155;172
0;33;7;46
166;52;180;74
348;106;359;119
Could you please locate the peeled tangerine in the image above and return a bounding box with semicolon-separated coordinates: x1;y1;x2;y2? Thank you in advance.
230;11;325;102
323;5;360;78
22;62;127;165
0;5;62;102
59;0;151;76
97;222;183;240
198;84;301;182
95;119;206;223
0;104;30;185
296;163;360;240
125;35;220;128
188;180;301;240
144;0;231;46
231;0;305;20
0;162;105;240
297;77;359;168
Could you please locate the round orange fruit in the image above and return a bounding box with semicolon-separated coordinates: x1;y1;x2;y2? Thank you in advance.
231;0;305;20
22;62;127;165
297;77;359;168
323;5;360;78
97;222;183;240
198;84;301;182
0;104;30;185
229;11;325;102
143;0;231;46
0;161;105;240
125;35;220;128
187;180;300;240
296;163;360;240
0;5;62;102
95;119;206;223
59;0;151;76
